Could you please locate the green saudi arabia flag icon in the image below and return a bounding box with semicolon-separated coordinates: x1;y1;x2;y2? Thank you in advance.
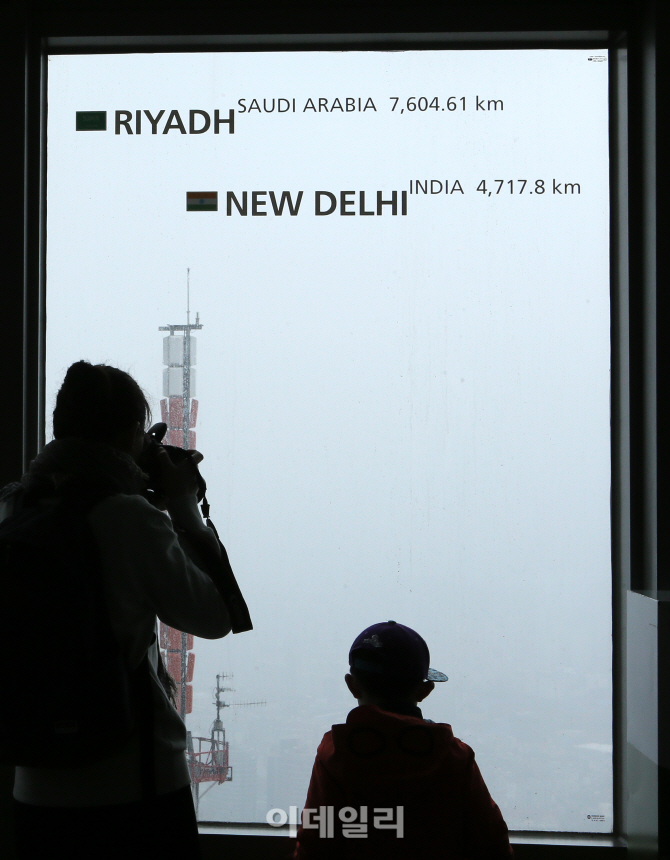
187;192;218;212
76;111;107;131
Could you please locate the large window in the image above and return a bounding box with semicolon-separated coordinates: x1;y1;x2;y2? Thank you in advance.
46;47;612;832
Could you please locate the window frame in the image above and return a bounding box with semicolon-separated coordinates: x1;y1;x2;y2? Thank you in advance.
10;4;660;855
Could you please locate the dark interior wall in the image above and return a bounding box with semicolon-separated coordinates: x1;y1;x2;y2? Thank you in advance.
0;2;666;858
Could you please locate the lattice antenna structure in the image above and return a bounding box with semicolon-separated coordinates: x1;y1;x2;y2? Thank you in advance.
188;673;266;816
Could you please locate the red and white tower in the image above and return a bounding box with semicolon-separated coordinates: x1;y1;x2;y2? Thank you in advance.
158;269;202;719
155;277;261;815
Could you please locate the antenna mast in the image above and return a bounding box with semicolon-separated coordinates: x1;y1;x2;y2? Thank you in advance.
187;673;266;815
158;268;203;451
158;269;203;720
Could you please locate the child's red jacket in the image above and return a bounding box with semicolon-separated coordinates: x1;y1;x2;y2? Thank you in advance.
294;704;513;859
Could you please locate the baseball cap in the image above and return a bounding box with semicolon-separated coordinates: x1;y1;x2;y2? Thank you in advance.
349;621;448;684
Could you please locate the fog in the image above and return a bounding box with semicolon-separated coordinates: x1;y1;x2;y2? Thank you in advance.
46;49;611;831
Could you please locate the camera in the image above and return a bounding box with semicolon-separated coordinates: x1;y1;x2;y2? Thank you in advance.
138;423;253;634
139;422;207;502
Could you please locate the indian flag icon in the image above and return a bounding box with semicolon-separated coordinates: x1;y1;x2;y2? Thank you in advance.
186;191;217;212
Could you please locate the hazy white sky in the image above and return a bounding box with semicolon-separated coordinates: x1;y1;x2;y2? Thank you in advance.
47;49;611;831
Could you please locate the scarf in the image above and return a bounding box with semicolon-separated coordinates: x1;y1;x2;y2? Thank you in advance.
21;437;146;497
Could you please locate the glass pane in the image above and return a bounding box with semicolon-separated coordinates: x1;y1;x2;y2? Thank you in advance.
46;48;612;832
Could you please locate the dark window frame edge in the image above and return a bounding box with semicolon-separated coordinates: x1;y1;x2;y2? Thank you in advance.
27;27;628;853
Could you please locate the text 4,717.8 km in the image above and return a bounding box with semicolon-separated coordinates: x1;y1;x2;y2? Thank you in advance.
476;179;580;195
409;179;581;195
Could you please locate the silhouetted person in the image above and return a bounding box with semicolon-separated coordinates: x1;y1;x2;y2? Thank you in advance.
1;361;234;860
294;621;513;859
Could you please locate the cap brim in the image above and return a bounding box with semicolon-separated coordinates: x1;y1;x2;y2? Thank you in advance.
427;668;448;682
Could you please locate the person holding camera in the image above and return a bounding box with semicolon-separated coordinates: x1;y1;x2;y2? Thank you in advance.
0;361;237;860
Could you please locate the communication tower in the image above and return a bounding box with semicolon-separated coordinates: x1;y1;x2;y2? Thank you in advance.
157;269;202;720
155;274;264;816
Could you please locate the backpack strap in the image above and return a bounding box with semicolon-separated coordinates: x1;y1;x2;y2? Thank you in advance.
136;647;156;801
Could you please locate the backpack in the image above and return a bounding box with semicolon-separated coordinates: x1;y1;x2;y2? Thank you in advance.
0;481;150;769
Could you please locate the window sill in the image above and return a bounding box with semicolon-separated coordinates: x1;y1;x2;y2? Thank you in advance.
198;824;628;859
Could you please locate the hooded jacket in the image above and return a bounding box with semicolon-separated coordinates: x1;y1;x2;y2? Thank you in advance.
294;704;513;860
1;438;230;807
